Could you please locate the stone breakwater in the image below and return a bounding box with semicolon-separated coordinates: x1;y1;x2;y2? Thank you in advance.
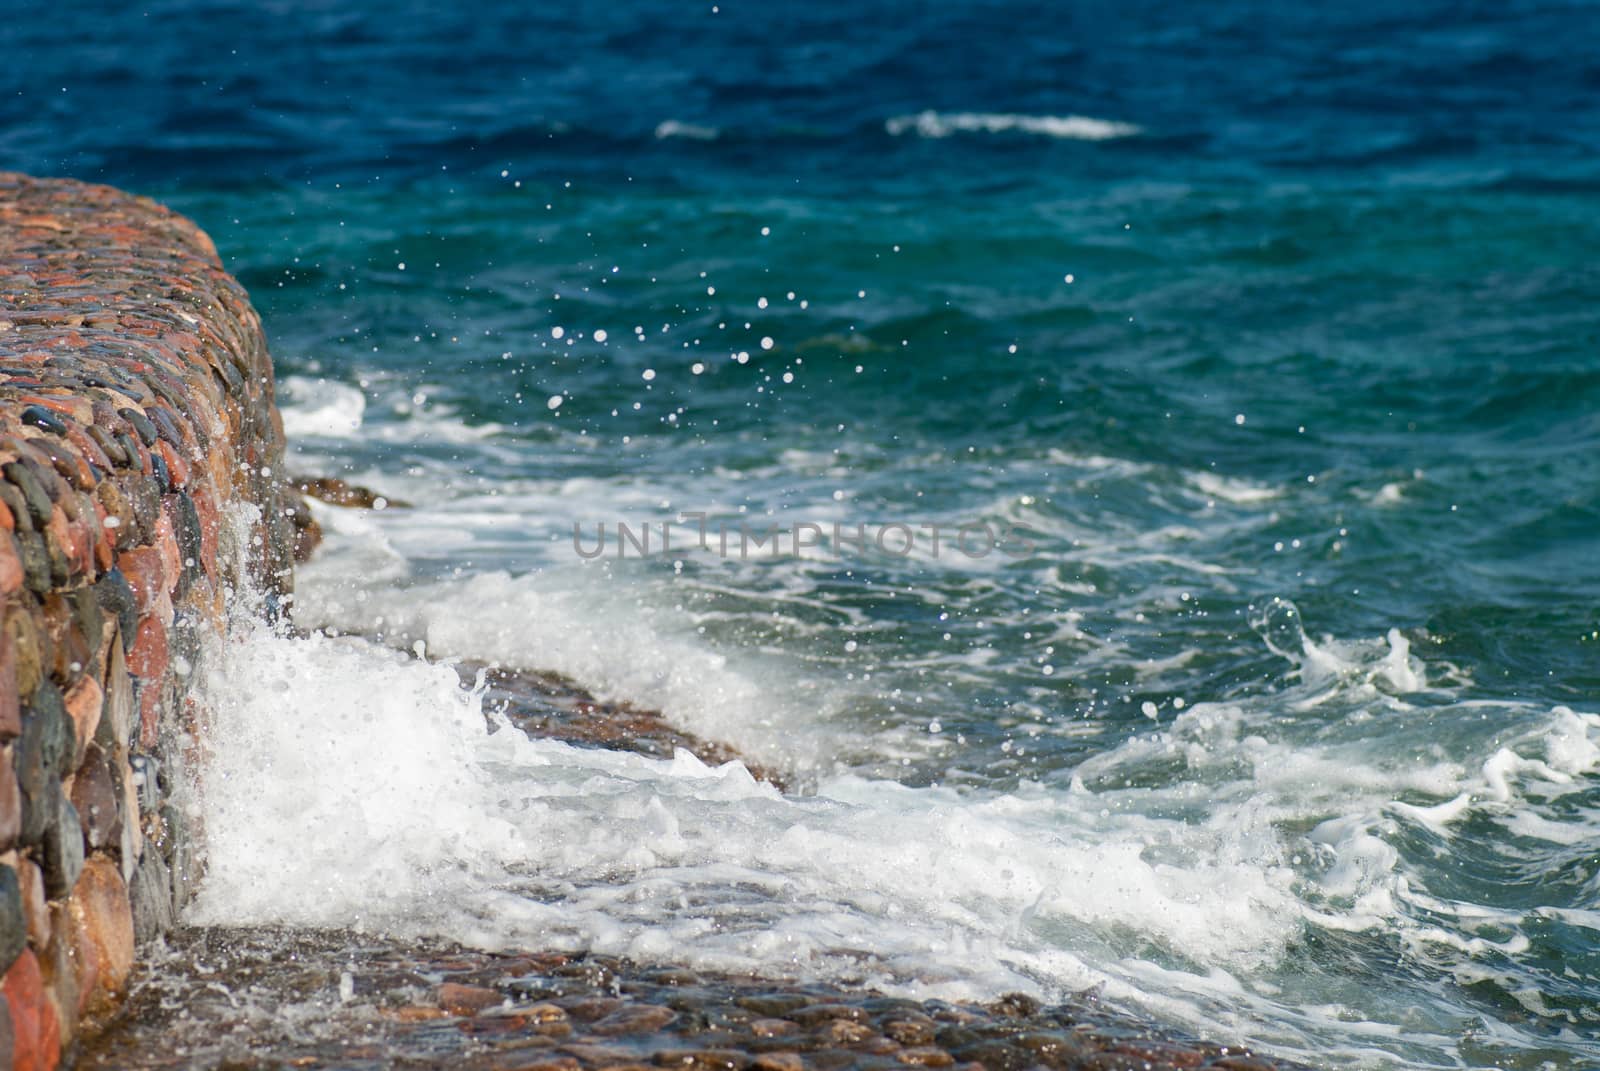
0;172;298;1068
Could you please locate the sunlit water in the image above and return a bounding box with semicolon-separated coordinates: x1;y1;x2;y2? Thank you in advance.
8;2;1600;1066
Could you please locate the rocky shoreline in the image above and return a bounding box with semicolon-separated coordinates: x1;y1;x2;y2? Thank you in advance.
81;928;1305;1071
80;653;1314;1070
3;174;1315;1071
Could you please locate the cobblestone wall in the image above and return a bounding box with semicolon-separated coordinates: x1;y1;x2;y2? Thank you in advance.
0;172;297;1069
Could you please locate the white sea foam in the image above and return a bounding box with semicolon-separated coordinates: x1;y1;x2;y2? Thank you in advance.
186;618;1303;997
186;594;1600;1068
294;560;837;773
279;375;505;452
885;110;1141;141
1188;470;1281;505
655;119;719;141
279;376;366;439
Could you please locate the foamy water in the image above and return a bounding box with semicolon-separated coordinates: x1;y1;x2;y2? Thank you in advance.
885;111;1142;140
184;393;1600;1067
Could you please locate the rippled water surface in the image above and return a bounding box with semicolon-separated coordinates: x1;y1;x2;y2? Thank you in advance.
6;3;1600;1067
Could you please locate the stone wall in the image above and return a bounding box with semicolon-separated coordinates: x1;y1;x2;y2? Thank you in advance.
0;172;297;1069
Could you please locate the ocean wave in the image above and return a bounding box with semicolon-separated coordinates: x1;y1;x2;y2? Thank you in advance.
885;110;1141;141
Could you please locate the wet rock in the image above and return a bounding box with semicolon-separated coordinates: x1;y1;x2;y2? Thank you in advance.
125;614;169;682
883;1016;937;1046
653;1049;752;1071
67;856;134;1016
593;1003;679;1035
73;930;1318;1071
1109;1039;1208;1067
42;793;85;900
561;995;624;1022
295;476;409;509
0;993;12;1070
1;949;60;1071
814;1018;876;1044
15;685;74;846
749;1018;800;1038
112;548;164;614
990;993;1040;1018
91;570;136;655
0;865;25;974
0;534;21;597
16;860;47;951
62;677;103;771
7;611;42;704
558;1043;637;1065
1014;1031;1092;1066
0;747;20;851
13;531;51;595
116;752;141;883
439;981;505;1016
2;462;53;529
750;1054;803;1071
126;840;173;945
0;639;18;741
70;745;121;851
116;409;157;448
949;1040;1031;1071
792;1003;872;1027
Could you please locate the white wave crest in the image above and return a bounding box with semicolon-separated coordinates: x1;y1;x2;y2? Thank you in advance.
885;110;1141;141
278;375;365;439
654;119;719;141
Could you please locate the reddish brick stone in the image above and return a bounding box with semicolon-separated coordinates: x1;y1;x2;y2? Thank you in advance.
188;482;220;577
2;949;60;1071
68;856;133;1017
153;511;181;597
62;678;102;771
137;684;163;751
155;440;189;489
126;614;168;682
63;428;111;475
114;547;166;612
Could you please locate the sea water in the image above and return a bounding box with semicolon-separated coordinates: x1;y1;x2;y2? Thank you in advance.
5;2;1600;1066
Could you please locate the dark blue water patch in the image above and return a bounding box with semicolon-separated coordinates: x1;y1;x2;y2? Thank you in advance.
6;0;1600;190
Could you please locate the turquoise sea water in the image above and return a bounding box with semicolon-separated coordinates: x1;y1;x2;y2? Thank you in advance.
7;3;1600;1066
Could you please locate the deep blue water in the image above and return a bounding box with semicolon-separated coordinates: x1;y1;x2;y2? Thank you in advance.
6;3;1600;1067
